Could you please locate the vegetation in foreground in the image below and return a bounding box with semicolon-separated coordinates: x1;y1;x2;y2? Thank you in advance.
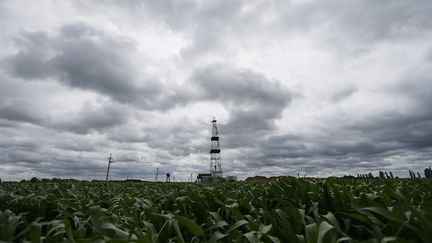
1;178;432;242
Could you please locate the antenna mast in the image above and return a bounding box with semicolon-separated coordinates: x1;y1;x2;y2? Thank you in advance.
105;154;114;182
210;118;223;179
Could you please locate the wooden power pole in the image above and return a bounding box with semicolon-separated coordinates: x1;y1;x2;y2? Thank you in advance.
105;154;113;182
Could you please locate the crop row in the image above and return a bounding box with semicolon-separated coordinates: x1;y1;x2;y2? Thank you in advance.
1;178;432;242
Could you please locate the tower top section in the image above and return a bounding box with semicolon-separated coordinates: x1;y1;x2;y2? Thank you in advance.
211;118;219;137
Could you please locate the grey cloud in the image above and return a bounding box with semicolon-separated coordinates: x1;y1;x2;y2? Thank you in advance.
100;0;246;30
54;102;130;134
105;64;293;158
2;22;177;109
244;96;432;176
227;60;432;175
138;0;198;29
0;125;113;180
278;0;432;40
0;95;130;135
88;1;255;60
180;27;222;59
192;64;291;135
0;138;39;151
110;121;207;157
257;115;431;164
76;0;432;61
0;100;45;124
53;139;98;152
329;84;358;102
349;64;432;150
348;113;432;155
116;0;432;58
192;65;288;105
5;151;46;165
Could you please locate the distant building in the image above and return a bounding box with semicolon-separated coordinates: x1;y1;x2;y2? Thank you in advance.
196;173;212;182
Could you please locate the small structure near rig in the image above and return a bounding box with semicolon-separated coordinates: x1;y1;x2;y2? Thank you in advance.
197;118;236;182
196;172;212;182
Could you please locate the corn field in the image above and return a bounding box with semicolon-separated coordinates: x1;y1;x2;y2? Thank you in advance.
1;178;432;242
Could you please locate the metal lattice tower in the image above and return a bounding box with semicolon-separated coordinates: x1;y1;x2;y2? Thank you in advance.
210;118;223;179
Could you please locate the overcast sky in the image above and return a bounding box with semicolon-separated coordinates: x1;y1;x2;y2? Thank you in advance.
1;0;432;181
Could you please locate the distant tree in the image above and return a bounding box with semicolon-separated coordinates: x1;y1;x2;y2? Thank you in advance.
425;167;432;178
30;177;40;183
385;171;389;179
389;171;394;179
368;173;374;179
379;171;385;179
409;170;415;179
417;172;421;178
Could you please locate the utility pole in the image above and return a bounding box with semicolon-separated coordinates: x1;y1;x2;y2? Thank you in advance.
155;167;159;182
105;154;113;182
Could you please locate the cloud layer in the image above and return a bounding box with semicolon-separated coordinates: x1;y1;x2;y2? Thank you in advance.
0;0;432;180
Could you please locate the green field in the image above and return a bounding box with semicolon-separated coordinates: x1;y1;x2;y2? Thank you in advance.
1;178;432;242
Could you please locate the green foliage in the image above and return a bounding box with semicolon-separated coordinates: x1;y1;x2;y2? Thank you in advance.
0;178;431;242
